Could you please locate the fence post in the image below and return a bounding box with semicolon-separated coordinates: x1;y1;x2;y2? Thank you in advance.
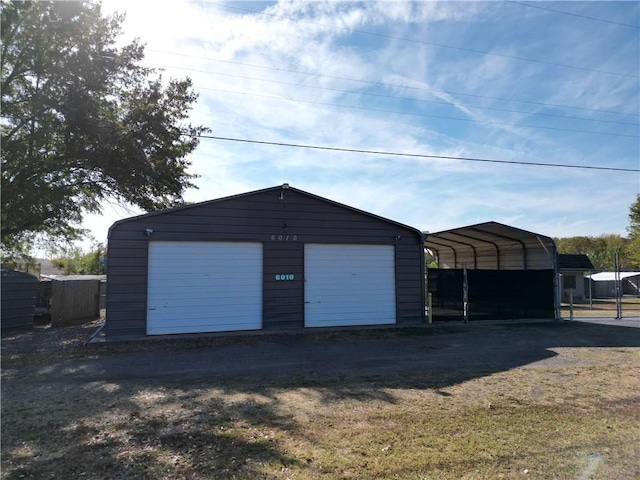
569;289;573;321
615;252;622;319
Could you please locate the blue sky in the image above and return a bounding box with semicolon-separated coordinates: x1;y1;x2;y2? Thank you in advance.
92;0;639;246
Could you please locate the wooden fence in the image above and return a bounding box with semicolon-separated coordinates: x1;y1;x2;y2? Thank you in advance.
49;278;102;326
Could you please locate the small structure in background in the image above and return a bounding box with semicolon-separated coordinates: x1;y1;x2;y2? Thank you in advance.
40;275;106;326
588;272;640;298
558;254;595;303
5;258;105;328
1;269;39;333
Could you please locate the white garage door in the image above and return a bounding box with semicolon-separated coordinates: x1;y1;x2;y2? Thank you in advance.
147;241;263;335
304;244;396;327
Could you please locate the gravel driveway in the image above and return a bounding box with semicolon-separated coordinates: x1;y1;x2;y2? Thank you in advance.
5;319;639;387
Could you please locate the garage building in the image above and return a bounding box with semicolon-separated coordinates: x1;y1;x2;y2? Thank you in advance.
425;222;558;321
106;185;425;339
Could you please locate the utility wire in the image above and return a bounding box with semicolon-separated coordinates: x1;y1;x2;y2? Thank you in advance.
147;49;640;118
144;60;639;127
217;2;639;79
196;134;640;173
510;1;640;29
3;111;635;172
194;86;640;138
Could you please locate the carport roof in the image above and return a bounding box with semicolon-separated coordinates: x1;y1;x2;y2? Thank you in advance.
424;221;556;270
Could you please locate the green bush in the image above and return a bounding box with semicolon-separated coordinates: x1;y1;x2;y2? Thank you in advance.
52;244;106;275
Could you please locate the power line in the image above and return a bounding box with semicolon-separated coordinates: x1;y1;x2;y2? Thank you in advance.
147;49;640;119
217;2;640;79
4;109;635;172
510;1;640;29
196;134;640;173
144;61;639;128
194;85;639;139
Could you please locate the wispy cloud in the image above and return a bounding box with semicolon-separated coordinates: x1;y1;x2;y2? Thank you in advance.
89;0;640;249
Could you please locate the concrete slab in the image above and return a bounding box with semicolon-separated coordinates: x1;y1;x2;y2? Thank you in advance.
570;316;640;328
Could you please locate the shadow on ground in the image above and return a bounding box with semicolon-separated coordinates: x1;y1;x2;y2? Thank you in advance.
2;320;639;479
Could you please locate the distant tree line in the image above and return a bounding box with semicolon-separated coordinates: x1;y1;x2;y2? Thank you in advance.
554;234;631;271
555;195;640;271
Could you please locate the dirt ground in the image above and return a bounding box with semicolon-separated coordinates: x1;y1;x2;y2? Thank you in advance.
2;319;639;479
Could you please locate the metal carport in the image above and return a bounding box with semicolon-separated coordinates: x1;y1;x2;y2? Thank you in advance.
424;222;558;321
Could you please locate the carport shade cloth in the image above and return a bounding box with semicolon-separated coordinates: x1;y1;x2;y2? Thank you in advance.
587;272;640;281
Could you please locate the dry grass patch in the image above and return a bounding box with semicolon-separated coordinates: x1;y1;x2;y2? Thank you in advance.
2;322;639;479
561;297;640;318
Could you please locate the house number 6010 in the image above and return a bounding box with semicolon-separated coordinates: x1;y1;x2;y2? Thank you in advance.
271;235;297;241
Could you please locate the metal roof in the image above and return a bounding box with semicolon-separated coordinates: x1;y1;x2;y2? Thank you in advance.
558;254;595;271
424;221;556;270
109;184;424;240
588;272;640;282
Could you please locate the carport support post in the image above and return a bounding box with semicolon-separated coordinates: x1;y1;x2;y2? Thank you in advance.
589;270;593;310
427;293;433;324
463;263;469;324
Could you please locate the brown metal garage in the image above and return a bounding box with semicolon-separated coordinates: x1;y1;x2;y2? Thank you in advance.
106;184;425;339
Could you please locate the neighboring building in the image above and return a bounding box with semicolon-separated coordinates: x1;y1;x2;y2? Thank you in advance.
39;275;106;326
37;258;65;278
106;185;425;339
1;269;39;333
558;254;595;302
588;272;640;298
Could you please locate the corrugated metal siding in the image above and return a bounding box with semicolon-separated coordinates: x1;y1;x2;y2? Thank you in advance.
106;187;424;338
432;243;554;270
105;228;148;338
395;244;425;323
426;223;556;271
263;242;304;330
1;270;38;332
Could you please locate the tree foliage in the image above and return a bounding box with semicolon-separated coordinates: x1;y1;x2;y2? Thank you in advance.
51;242;106;275
625;194;640;268
1;1;208;253
554;234;630;271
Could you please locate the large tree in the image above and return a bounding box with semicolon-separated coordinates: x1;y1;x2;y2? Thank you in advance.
554;234;630;271
626;194;640;268
1;1;208;253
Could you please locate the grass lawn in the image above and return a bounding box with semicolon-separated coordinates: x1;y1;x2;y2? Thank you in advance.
1;321;639;479
561;296;640;318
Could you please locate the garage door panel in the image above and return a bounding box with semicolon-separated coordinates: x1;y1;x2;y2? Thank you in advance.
305;244;396;327
149;300;262;315
305;293;395;307
150;284;262;298
305;312;394;325
147;242;262;335
309;302;395;314
149;320;259;335
150;293;260;304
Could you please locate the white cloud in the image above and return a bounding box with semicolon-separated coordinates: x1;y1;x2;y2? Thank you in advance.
77;0;639;254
